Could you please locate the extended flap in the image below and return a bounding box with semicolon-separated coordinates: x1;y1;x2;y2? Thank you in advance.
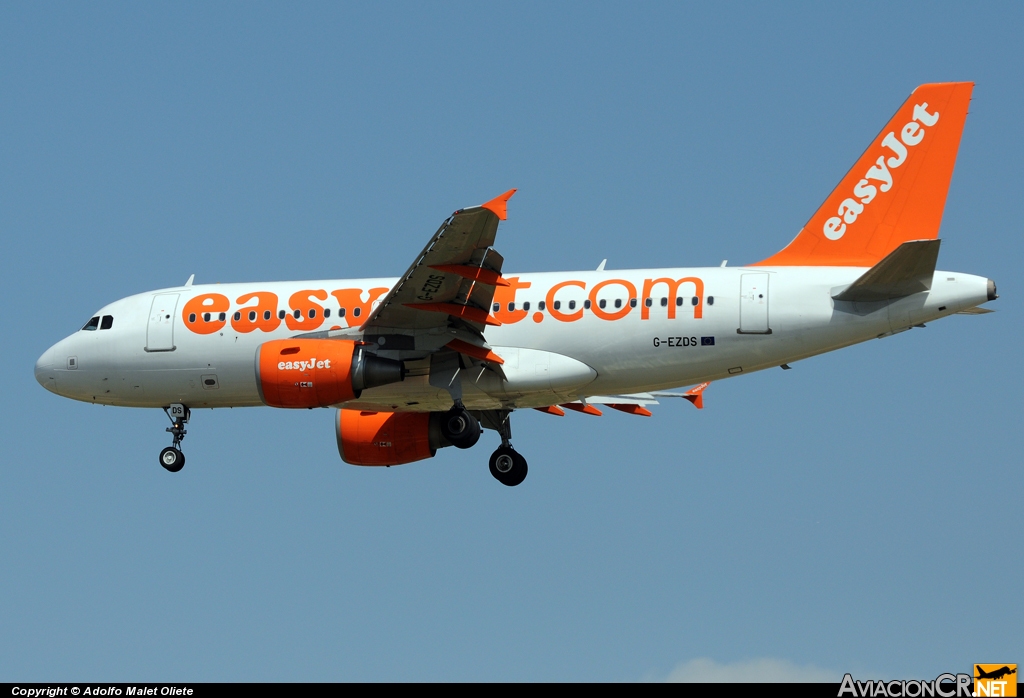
833;239;940;302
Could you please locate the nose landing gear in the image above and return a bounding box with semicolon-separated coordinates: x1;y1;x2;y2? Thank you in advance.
484;410;527;487
160;403;189;472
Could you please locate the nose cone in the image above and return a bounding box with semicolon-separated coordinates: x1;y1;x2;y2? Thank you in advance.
35;344;58;392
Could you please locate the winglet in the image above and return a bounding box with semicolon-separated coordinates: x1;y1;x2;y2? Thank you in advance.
481;189;517;221
683;382;709;409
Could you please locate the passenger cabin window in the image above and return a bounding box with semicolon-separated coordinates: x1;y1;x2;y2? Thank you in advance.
100;315;113;330
82;316;100;331
598;299;606;309
353;307;361;317
308;308;316;319
293;309;301;319
691;296;699;306
339;308;346;317
644;298;653;308
660;297;668;307
614;299;622;309
707;296;714;306
508;302;515;311
553;301;561;310
263;310;271;320
218;312;226;321
493;303;500;312
568;300;576;310
249;311;257;321
629;298;637;308
189;313;197;323
324;308;331;318
233;312;241;321
538;301;546;311
584;300;591;309
523;301;530;311
676;297;683;306
203;313;211;322
279;310;286;319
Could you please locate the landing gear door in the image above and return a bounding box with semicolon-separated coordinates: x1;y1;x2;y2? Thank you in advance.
738;273;771;334
147;294;179;352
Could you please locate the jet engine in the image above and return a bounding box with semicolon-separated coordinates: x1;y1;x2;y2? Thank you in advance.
255;339;404;408
336;409;452;466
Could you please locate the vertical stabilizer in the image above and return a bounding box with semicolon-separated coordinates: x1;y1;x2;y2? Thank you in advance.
754;82;973;267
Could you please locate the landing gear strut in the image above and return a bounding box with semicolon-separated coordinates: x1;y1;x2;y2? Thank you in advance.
484;410;527;487
160;403;189;473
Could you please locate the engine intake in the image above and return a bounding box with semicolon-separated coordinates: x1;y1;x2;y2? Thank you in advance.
336;409;450;466
256;339;404;408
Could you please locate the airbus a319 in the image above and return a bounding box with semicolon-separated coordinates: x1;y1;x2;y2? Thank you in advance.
35;82;995;486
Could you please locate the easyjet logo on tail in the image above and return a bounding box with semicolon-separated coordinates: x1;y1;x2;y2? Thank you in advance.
824;103;939;241
753;81;973;268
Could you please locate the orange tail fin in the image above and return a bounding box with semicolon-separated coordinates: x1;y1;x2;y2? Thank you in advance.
754;82;973;267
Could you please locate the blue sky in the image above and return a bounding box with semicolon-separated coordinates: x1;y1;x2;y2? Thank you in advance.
1;2;1020;681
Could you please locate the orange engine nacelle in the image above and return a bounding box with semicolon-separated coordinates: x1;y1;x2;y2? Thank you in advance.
336;409;449;466
255;339;404;408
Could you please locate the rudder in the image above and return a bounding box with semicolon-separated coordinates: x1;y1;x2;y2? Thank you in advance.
754;82;973;267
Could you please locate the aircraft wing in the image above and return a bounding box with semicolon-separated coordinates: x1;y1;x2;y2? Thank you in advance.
301;190;515;364
358;190;514;345
542;383;711;417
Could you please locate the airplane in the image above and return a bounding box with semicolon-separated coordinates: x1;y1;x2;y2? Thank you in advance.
34;82;996;486
975;666;1016;681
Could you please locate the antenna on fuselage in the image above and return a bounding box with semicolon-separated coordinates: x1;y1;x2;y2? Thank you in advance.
596;259;607;271
184;274;195;287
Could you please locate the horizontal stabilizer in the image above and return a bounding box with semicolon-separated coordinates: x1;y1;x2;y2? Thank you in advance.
833;239;940;303
956;306;995;315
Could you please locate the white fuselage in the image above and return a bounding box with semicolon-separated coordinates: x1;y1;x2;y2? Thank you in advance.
34;266;991;412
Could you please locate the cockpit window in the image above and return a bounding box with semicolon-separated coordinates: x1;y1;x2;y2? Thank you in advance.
82;316;100;331
100;315;113;330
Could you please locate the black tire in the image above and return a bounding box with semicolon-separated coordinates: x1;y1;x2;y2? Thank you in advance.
489;446;527;486
441;407;481;449
159;447;185;473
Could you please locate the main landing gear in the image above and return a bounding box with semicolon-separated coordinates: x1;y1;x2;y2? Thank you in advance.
484;410;527;487
445;405;528;486
159;403;189;473
441;403;481;450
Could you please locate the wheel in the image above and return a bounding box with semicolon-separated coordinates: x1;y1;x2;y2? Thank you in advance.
159;446;185;473
441;407;481;449
489;446;527;486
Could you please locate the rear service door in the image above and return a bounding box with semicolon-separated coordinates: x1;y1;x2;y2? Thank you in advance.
147;294;179;351
738;273;771;334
